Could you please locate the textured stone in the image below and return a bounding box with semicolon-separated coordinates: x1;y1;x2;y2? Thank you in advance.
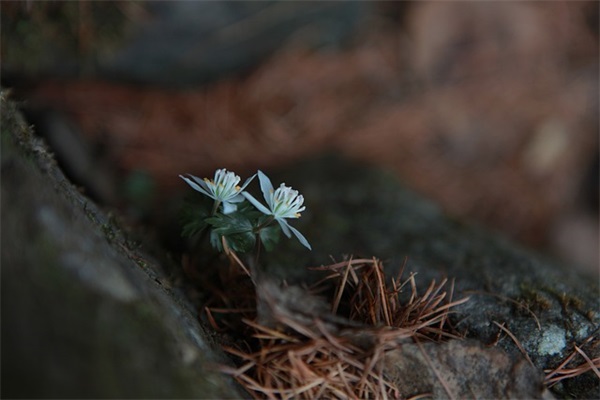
384;340;549;399
1;91;246;398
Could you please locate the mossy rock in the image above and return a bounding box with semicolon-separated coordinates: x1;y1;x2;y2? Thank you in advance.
258;156;599;399
1;91;246;398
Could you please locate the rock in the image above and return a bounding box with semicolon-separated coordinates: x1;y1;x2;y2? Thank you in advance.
258;156;599;399
0;91;246;398
384;339;550;399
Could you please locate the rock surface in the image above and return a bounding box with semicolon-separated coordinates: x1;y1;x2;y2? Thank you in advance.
260;156;599;399
1;92;246;398
384;339;546;399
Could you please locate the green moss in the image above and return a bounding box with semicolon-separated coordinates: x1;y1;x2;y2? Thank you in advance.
558;292;584;311
540;286;587;316
101;222;117;242
517;282;599;330
518;284;553;312
82;202;100;225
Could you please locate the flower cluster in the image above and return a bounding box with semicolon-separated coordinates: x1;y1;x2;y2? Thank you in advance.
242;171;310;250
180;168;311;251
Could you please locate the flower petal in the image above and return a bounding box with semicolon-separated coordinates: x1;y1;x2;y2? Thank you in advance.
257;170;274;208
279;219;311;250
277;218;292;238
242;191;272;215
239;173;257;191
179;174;213;199
222;201;237;215
291;228;311;250
228;194;245;203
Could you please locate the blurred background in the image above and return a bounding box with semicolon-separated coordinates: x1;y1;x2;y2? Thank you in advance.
2;1;598;275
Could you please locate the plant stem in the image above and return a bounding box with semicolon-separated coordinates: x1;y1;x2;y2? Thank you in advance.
255;215;275;232
211;200;221;215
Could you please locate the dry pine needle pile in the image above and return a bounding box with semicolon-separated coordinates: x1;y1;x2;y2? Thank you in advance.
211;258;468;399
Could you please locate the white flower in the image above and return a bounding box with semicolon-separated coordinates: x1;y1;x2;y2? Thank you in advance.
179;169;255;214
242;170;311;250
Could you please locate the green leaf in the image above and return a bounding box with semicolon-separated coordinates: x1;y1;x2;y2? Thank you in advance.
225;231;257;253
259;224;281;252
208;230;256;253
206;213;253;236
256;214;274;226
209;230;224;252
179;196;212;238
205;212;257;253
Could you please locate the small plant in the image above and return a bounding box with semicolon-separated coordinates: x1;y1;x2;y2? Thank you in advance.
180;168;311;255
179;172;473;398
